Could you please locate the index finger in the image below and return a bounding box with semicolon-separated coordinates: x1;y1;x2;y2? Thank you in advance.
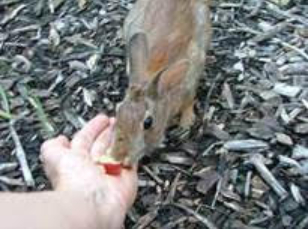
71;114;110;153
90;118;116;160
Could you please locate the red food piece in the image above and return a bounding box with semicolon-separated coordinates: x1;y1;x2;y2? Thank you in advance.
96;155;122;176
101;163;122;175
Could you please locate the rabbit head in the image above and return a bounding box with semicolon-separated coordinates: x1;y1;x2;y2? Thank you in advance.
110;33;189;167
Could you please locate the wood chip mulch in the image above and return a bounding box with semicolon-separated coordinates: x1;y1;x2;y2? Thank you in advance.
0;0;307;228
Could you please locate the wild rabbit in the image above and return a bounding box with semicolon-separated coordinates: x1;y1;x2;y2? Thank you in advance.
108;0;212;166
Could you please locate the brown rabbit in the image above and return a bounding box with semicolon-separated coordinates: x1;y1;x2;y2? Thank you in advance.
107;0;212;166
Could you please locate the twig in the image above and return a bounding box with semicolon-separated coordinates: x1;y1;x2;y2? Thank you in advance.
250;21;289;43
272;37;308;61
0;162;18;174
9;24;40;35
211;178;222;209
165;173;181;204
132;209;158;229
247;0;265;18
234;21;308;61
302;99;308;111
218;1;244;9
202;141;223;156
0;4;26;25
161;217;188;229
28;95;55;138
0;85;35;187
0;85;10;114
246;154;288;200
0;176;24;186
142;165;164;185
9;122;35;187
172;203;218;229
266;3;308;26
204;73;223;113
0;110;12;120
290;183;305;206
245;170;252;198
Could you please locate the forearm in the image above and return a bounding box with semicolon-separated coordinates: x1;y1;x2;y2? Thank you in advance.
0;191;101;229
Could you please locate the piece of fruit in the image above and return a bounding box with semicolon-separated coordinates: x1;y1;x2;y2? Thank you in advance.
96;155;122;175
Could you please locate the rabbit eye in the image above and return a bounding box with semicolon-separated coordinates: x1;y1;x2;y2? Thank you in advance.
143;116;153;130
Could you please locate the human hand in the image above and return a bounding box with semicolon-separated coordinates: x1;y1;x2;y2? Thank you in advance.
40;114;138;228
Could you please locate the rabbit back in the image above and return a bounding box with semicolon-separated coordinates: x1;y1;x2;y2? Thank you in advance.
124;0;208;80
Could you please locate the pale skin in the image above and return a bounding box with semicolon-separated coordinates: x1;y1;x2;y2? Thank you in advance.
0;114;138;229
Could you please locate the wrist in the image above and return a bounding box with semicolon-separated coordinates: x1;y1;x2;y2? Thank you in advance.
53;190;102;229
56;188;127;229
86;188;127;229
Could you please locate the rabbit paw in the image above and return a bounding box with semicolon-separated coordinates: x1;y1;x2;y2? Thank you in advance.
179;104;196;130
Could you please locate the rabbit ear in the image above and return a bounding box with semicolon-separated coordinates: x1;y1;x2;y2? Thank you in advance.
128;84;145;102
127;33;149;82
147;60;189;98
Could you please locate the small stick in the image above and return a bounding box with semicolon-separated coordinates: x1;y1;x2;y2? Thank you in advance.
250;21;289;43
234;22;308;61
142;165;164;185
0;4;26;25
302;99;308;111
173;203;218;229
266;3;308;26
247;0;264;18
204;73;223;113
247;154;288;200
9;122;35;187
202;141;223;156
165;173;181;204
211;178;222;209
272;37;308;61
132;209;158;229
244;170;252;198
0;176;24;186
0;85;35;187
161;217;188;229
0;162;18;174
290;183;305;206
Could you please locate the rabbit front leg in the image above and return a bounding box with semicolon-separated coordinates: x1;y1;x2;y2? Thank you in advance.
178;68;199;129
179;100;196;129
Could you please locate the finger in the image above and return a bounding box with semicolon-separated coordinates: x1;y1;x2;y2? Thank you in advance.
119;164;139;209
40;135;70;155
91;118;116;160
71;114;110;153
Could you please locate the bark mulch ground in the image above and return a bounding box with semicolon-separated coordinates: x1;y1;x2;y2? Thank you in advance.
0;0;308;228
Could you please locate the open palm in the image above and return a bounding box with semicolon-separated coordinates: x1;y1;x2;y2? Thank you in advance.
40;115;138;227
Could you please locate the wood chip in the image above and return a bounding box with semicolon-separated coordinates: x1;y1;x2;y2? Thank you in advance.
0;4;26;25
273;83;301;98
222;82;235;109
292;145;308;159
294;123;308;134
204;123;230;140
275;132;293;146
160;153;194;166
195;169;220;195
0;162;18;174
224;139;269;152
290;183;305;205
